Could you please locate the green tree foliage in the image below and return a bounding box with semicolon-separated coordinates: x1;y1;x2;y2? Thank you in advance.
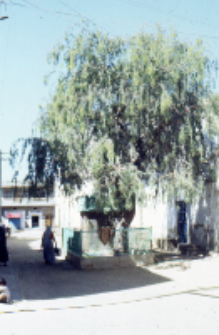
11;26;219;213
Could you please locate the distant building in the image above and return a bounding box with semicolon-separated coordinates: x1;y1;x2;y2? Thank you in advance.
2;181;55;230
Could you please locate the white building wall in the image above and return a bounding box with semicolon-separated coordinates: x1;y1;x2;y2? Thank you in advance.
130;181;216;250
132;199;175;248
55;180;81;232
54;176;217;250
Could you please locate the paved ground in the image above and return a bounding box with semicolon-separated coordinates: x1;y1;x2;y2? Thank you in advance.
1;229;219;334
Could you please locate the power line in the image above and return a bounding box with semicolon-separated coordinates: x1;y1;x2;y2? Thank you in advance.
117;0;219;32
21;0;110;35
8;1;26;7
167;0;179;15
58;0;110;34
4;0;219;35
7;0;118;37
4;0;219;43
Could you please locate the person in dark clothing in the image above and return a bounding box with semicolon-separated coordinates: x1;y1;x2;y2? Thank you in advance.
0;224;9;266
42;225;56;265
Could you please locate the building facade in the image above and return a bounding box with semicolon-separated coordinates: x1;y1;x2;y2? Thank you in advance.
131;181;216;251
56;180;218;252
2;182;55;230
3;176;218;252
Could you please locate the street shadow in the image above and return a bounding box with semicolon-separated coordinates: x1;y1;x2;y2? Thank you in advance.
7;234;171;301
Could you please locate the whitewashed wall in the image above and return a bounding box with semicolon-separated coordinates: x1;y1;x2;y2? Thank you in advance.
54;181;82;231
55;177;217;250
131;182;216;250
131;198;177;248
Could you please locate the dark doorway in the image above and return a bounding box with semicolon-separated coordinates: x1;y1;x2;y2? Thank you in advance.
32;216;39;228
177;201;187;243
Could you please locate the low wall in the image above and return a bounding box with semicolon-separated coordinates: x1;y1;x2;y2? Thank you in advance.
155;238;178;250
191;225;215;250
67;251;154;270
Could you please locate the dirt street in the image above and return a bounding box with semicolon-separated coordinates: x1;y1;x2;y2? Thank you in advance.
1;229;219;335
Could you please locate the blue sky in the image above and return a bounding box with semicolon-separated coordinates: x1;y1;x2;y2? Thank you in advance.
0;0;219;181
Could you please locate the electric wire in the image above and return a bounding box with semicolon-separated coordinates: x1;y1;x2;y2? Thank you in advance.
4;0;219;42
117;0;219;31
0;0;218;43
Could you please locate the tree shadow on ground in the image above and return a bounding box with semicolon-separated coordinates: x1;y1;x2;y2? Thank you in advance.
8;234;171;301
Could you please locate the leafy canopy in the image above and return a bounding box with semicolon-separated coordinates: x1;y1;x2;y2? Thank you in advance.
11;26;219;212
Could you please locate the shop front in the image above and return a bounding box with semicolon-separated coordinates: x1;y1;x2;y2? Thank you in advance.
6;212;24;229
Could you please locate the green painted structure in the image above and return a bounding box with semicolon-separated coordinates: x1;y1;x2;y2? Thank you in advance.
62;227;152;257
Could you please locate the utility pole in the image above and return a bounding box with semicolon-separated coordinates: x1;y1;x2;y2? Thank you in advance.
0;150;10;223
0;13;9;223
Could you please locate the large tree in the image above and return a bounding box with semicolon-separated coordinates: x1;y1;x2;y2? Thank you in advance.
11;26;219;217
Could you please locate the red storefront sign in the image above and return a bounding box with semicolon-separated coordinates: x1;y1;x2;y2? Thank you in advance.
7;213;22;218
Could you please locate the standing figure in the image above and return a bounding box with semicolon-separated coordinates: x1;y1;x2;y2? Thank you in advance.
0;278;10;303
0;223;9;266
42;225;56;265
